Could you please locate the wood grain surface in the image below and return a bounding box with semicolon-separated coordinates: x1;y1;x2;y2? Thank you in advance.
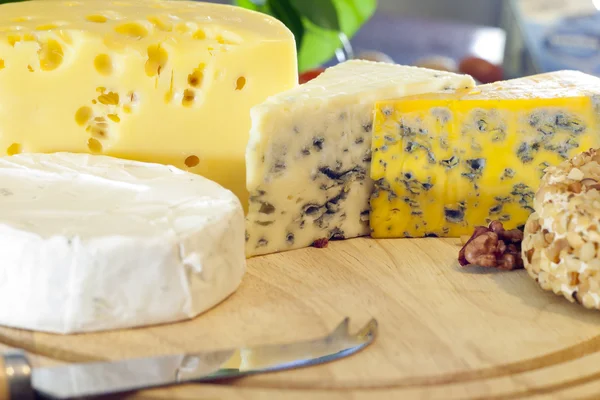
2;238;600;399
0;356;8;400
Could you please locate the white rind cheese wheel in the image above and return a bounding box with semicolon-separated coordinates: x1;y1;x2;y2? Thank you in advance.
0;153;246;333
522;148;600;310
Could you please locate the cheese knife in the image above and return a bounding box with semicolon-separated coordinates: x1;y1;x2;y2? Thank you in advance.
0;317;377;399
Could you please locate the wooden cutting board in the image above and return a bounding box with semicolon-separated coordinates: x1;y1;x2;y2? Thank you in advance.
2;238;600;399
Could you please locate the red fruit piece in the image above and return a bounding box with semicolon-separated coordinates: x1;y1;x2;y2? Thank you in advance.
459;56;504;84
299;68;325;84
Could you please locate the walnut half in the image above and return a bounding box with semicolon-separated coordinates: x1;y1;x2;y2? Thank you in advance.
458;221;524;270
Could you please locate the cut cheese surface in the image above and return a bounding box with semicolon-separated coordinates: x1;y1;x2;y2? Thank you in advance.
0;153;246;334
370;70;600;238
245;60;475;257
0;0;298;209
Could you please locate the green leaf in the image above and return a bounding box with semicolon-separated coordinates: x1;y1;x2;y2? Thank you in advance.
268;0;305;52
297;26;339;72
233;0;268;12
335;0;377;37
289;0;340;31
298;0;377;71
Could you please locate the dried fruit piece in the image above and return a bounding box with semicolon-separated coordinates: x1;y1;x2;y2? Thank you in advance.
312;238;329;249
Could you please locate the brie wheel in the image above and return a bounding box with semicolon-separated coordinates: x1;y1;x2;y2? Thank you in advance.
0;153;246;334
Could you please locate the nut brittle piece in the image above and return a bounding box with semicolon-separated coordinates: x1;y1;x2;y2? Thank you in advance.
522;148;600;309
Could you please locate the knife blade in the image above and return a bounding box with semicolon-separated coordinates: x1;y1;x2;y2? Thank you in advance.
1;317;377;399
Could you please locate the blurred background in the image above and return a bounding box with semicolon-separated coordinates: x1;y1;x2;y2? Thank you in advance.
207;0;600;85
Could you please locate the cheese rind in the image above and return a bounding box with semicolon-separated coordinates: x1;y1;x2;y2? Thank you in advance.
370;70;600;238
0;153;246;334
245;60;475;256
0;0;298;209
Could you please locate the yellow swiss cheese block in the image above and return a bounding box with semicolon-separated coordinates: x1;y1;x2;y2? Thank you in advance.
0;0;298;207
371;70;600;238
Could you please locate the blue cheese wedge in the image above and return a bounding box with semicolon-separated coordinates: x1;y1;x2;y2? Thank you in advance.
245;60;476;257
0;153;245;334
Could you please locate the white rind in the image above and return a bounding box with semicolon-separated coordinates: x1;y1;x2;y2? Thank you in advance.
0;153;246;334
